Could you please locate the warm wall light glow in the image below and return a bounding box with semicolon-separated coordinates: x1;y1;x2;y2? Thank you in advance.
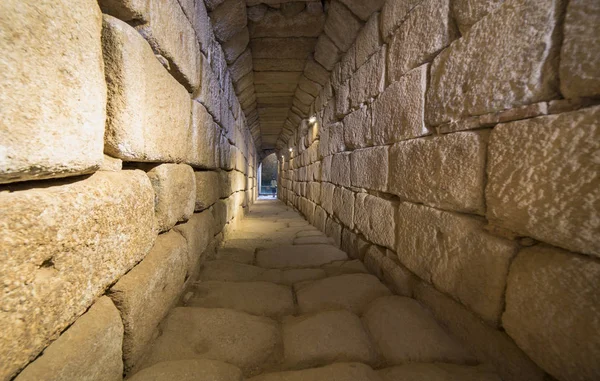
308;116;317;124
289;148;293;152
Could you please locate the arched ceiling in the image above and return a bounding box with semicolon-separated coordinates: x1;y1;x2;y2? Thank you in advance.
205;0;384;156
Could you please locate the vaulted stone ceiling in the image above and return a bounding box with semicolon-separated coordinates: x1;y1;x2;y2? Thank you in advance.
205;0;384;156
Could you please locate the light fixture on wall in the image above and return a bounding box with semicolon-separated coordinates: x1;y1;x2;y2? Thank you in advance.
289;148;293;153
308;116;317;125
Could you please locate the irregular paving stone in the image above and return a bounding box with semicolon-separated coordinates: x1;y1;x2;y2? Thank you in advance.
200;260;267;282
0;0;105;184
396;202;518;325
194;171;220;211
109;231;189;372
293;236;332;245
187;281;294;318
559;0;600;98
295;273;391;314
426;0;561;126
102;16;192;163
147;164;196;232
256;244;348;268
216;247;255;264
249;363;382;381
354;194;396;250
486;107;600;257
503;245;600;381
363;296;475;365
282;310;380;369
321;260;368;277
129;359;243;381
143;307;281;376
14;297;123;381
0;171;155;381
451;0;505;34
378;363;501;381
389;131;488;215
350;146;388;192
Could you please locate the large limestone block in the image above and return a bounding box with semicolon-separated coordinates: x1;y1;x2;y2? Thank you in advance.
349;47;386;108
194;171;220;211
282;311;380;369
249;363;381;381
295;273;391;314
363;296;475;365
396;202;518;325
249;7;326;38
210;0;247;43
486;107;600;257
451;0;506;34
355;13;382;69
560;0;600;98
343;105;372;149
251;37;316;59
109;231;188;372
330;152;351;187
14;297;123;381
135;0;201;91
503;245;600;381
0;0;105;184
143;307;281;376
177;0;212;53
321;182;335;215
426;0;562;126
257;244;348;269
332;187;355;229
99;0;148;21
379;364;501;381
389;132;488;215
190;101;220;169
387;0;456;83
380;0;422;42
147;164;196;232
223;28;250;64
102;16;192;163
0;171;156;380
314;34;342;71
324;0;363;52
129;359;243;381
339;0;384;21
372;64;429;144
173;211;216;278
350;147;388;191
354;194;395;249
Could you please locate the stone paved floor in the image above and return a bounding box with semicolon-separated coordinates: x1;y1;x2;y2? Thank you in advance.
129;200;503;381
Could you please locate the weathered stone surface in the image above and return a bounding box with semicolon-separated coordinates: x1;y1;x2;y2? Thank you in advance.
330;152;351;187
387;0;456;83
486;107;600;257
249;8;325;38
173;211;216;278
103;16;192;163
354;194;395;249
294;236;331;245
350;147;388;191
254;58;306;71
187;281;294;317
349;47;385;108
343;105;371;149
339;0;384;21
332;187;355;228
109;231;188;372
451;0;505;34
223;28;250;64
355;13;382;69
177;0;212;52
321;259;368;276
0;171;155;380
0;0;105;184
372;64;429;144
560;0;600;98
304;57;331;85
503;245;600;381
314;34;342;70
282;310;379;369
295;273;391;314
143;307;280;376
135;0;201;91
249;363;381;381
380;0;421;42
257;244;348;268
129;359;243;381
363;246;418;297
194;171;220;211
147;164;196;232
99;0;148;21
320;182;335;214
379;364;501;381
251;37;316;59
396;202;518;325
14;297;123;381
100;155;123;172
426;0;561;126
200;260;266;282
389;131;488;215
324;0;363;52
230;49;254;83
363;296;474;365
210;0;247;43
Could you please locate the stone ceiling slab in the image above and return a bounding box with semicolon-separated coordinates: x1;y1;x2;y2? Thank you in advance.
250;37;317;59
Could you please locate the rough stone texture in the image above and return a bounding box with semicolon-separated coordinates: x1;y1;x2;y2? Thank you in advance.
332;187;355;229
100;155;123;172
194;171;220;211
349;47;385;108
103;16;192;163
350;147;388;191
380;0;422;41
249;363;382;381
426;0;562;126
200;260;266;282
187;281;294;318
223;28;250;64
173;211;216;280
389;131;488;215
14;297;123;381
343;105;372;149
339;0;384;21
354;194;395;250
503;245;600;381
330;153;351;187
0;171;155;380
177;0;212;52
257;244;347;268
314;34;342;70
324;0;363;52
387;0;456;83
282;310;379;369
355;13;382;69
486;107;600;257
143;307;280;376
379;364;501;381
147;164;196;232
0;0;105;184
396;202;518;325
372;64;429;144
560;0;600;98
210;0;247;43
451;0;505;34
109;231;188;372
295;273;391;314
129;359;243;381
249;7;325;38
99;0;148;21
363;296;475;365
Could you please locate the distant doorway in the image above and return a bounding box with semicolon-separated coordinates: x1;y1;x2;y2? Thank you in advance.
258;153;278;198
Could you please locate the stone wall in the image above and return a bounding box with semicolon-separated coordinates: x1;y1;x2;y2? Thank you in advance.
277;1;600;381
0;1;257;380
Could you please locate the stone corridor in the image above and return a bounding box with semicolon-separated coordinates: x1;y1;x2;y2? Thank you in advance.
127;199;499;380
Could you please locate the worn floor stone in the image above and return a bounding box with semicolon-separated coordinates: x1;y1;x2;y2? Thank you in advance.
130;359;243;381
378;363;501;381
249;363;382;381
257;245;348;268
216;247;256;264
200;260;267;282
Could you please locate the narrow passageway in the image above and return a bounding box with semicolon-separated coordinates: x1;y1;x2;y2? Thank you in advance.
127;199;500;380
